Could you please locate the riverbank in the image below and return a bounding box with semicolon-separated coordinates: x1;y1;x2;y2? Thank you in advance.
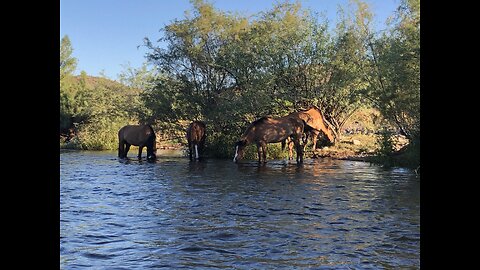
307;133;418;170
61;132;418;169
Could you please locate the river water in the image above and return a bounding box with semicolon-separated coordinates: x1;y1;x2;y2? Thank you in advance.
60;150;420;269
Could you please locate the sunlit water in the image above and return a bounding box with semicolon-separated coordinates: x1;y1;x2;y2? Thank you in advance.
60;150;420;269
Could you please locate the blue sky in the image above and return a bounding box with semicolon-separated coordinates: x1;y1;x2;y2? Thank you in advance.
60;0;399;80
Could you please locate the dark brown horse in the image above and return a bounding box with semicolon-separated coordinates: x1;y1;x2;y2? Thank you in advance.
233;116;305;163
186;121;206;161
285;106;336;157
118;125;157;161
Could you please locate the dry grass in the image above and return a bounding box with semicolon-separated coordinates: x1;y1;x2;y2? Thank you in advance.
310;133;409;161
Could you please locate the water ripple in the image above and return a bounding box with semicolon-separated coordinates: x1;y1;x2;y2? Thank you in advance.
60;151;420;269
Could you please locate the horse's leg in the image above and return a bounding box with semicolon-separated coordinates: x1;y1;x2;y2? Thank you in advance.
312;131;319;153
138;146;144;159
194;144;199;160
295;139;304;163
295;139;300;163
288;140;294;160
188;141;193;161
303;132;309;148
256;143;262;163
281;139;288;160
261;142;267;163
146;146;153;160
124;143;131;158
118;140;125;158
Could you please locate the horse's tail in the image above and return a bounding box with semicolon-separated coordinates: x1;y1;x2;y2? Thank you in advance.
118;127;125;158
118;141;124;158
281;139;286;150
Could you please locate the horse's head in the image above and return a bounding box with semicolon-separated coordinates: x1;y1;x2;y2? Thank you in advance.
147;140;157;161
325;128;336;144
233;140;247;163
147;152;156;161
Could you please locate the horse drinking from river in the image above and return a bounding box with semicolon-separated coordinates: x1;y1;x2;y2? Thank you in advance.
233;116;305;163
186;121;206;161
118;124;157;161
285;106;336;158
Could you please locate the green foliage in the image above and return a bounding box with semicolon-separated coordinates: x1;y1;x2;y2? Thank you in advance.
75;119;130;150
242;143;290;161
204;131;238;158
60;35;77;81
365;0;420;142
60;48;146;149
60;0;420;168
142;0;368;153
316;0;375;136
371;130;419;168
375;129;396;157
60;35;79;132
138;0;419;163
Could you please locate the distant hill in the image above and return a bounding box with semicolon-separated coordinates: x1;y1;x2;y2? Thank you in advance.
71;75;126;89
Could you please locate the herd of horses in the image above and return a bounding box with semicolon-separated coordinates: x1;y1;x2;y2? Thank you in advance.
117;106;336;164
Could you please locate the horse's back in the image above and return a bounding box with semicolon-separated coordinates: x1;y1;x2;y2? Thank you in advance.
119;125;155;146
248;116;303;143
187;121;206;143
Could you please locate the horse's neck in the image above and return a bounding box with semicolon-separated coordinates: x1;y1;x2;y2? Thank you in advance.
241;134;252;145
240;130;255;145
318;121;329;133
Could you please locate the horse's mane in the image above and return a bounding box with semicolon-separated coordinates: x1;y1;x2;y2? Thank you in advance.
252;116;270;126
240;117;270;139
192;120;206;128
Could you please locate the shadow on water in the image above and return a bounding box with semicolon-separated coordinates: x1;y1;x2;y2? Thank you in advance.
61;151;420;269
117;157;157;164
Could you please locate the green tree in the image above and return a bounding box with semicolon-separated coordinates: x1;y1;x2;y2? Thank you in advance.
142;0;366;155
60;35;78;133
315;0;374;139
60;35;77;81
366;0;420;142
143;0;249;144
141;0;419;160
64;72;143;150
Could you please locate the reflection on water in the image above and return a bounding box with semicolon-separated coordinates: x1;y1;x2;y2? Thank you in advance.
60;150;420;269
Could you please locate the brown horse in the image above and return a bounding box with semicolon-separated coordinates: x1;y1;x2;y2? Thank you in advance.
233;116;305;163
186;121;206;161
118;124;157;161
285;106;336;157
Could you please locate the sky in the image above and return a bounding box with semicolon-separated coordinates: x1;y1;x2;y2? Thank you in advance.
60;0;400;80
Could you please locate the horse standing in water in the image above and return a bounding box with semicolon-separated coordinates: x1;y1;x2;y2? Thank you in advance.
285;106;336;158
186;121;206;161
118;124;157;161
233;116;305;163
